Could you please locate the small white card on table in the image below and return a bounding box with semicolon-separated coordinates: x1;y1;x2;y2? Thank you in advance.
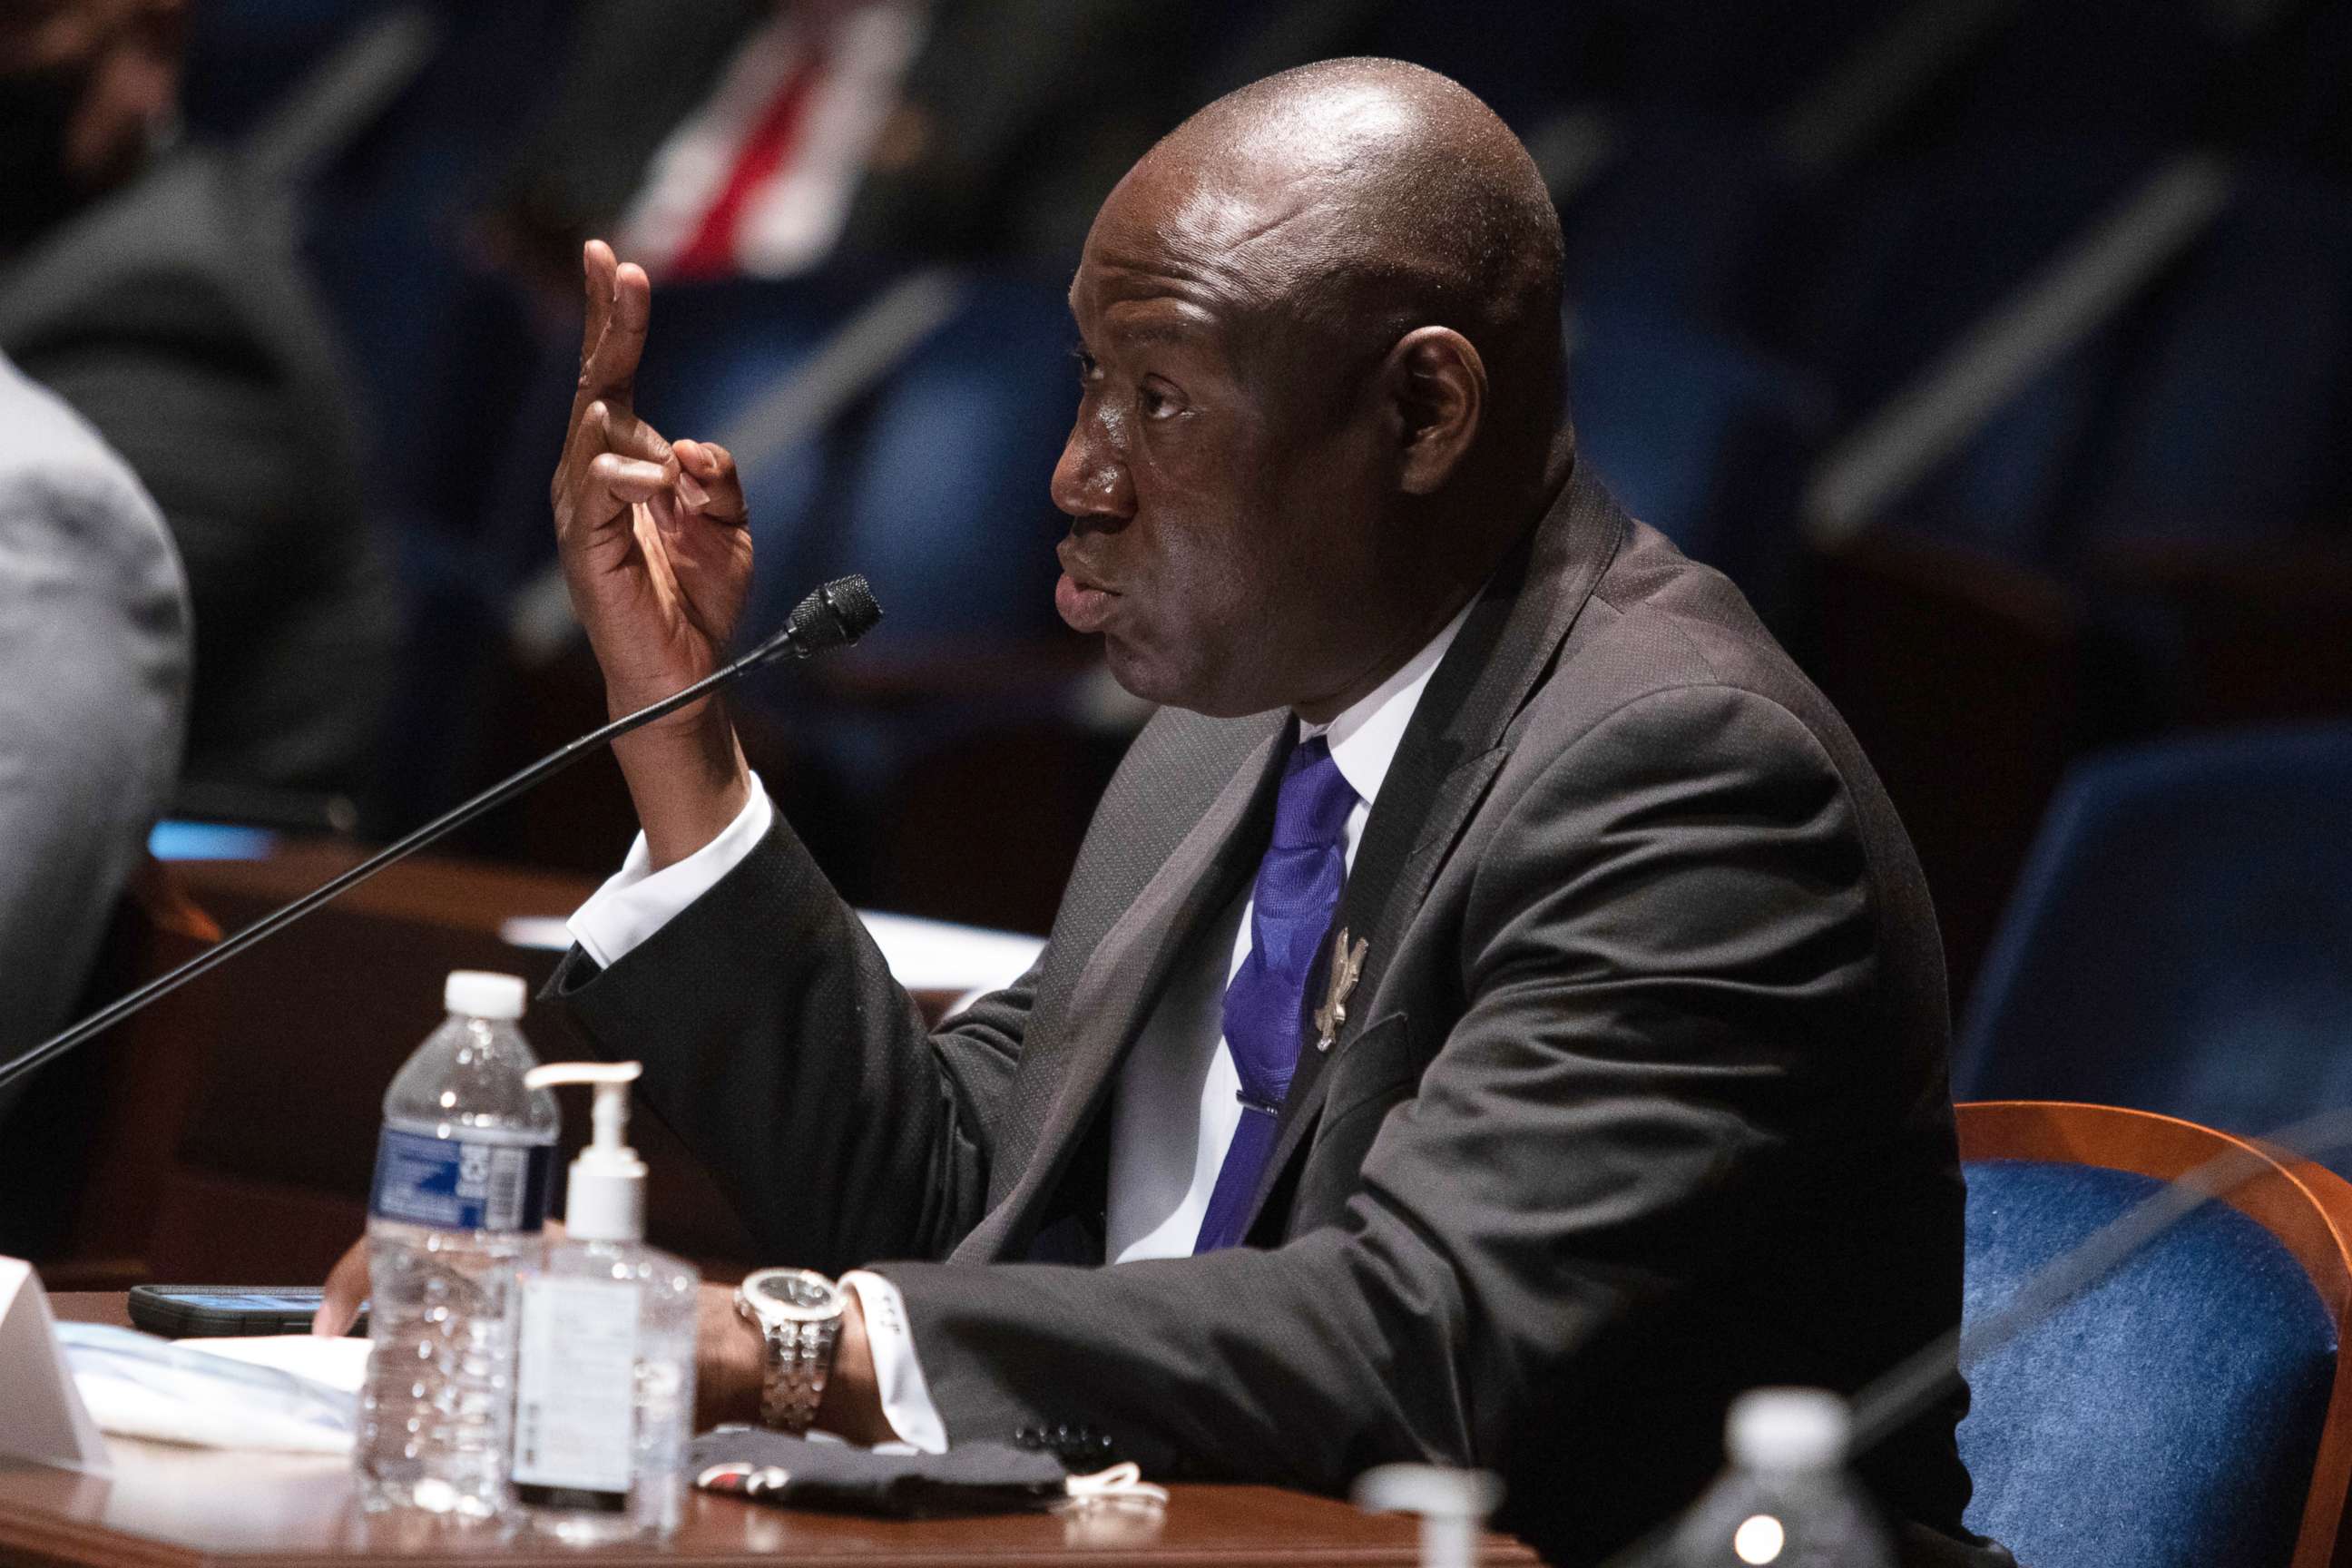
0;1257;111;1475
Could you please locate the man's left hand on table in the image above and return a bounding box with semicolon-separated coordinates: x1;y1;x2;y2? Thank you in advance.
318;1230;894;1445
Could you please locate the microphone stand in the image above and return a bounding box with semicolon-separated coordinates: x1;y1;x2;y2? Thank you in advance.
0;577;878;1095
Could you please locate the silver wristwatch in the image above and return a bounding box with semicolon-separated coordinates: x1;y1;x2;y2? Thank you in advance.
735;1268;846;1433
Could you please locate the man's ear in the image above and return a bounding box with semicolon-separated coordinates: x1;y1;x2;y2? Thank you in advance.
1385;327;1485;495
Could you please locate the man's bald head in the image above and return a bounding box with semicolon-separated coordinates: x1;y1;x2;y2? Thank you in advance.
1111;57;1567;463
1054;62;1570;721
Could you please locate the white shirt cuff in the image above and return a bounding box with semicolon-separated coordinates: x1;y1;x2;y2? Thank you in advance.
564;774;775;968
840;1270;948;1454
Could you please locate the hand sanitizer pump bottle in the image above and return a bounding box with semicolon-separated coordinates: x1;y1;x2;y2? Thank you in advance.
509;1062;700;1544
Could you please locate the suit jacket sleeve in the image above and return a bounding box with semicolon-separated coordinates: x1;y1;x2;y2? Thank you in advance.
869;681;1895;1485
551;813;1033;1274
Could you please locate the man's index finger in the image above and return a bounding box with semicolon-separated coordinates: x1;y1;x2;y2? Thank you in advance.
569;243;644;404
582;255;653;407
578;240;614;375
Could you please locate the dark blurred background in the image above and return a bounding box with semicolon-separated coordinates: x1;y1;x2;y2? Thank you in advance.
8;0;2349;1068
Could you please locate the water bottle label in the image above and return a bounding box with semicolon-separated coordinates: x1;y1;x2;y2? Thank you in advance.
368;1127;553;1232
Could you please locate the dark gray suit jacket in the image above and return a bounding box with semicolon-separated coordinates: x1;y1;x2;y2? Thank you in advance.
0;144;395;799
556;465;2001;1566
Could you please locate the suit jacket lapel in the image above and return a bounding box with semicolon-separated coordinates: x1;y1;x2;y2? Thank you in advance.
1240;459;1631;1235
954;713;1290;1261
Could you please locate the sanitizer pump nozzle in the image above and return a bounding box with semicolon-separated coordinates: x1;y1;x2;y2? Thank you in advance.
523;1061;646;1243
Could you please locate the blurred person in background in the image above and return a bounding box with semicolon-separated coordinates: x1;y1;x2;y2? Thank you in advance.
0;348;188;1135
0;0;395;816
483;0;1235;292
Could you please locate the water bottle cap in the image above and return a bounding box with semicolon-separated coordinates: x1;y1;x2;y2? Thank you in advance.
1727;1387;1849;1470
445;969;527;1020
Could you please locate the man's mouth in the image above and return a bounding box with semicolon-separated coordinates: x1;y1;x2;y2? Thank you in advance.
1054;546;1120;634
1054;570;1118;634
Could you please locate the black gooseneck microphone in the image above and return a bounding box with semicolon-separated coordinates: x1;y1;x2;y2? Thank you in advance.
0;573;882;1096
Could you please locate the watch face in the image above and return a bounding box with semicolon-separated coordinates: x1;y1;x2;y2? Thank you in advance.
743;1269;840;1324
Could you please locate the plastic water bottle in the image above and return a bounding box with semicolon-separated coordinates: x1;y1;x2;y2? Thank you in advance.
356;970;558;1519
1658;1388;1893;1567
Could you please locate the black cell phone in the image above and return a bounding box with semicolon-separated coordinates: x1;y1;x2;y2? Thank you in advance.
126;1285;368;1338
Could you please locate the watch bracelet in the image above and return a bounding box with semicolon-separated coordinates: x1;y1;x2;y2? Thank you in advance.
760;1314;843;1432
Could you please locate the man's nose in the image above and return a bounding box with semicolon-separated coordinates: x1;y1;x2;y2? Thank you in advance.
1051;418;1134;526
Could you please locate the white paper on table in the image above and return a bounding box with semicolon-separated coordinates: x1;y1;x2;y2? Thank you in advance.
853;911;1045;998
499;908;1044;1000
0;1257;111;1474
178;1334;372;1394
55;1324;357;1455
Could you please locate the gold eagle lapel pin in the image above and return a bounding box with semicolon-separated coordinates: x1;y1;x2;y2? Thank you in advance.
1312;927;1369;1053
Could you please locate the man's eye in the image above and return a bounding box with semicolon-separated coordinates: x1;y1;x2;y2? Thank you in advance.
1140;385;1181;419
1071;348;1100;384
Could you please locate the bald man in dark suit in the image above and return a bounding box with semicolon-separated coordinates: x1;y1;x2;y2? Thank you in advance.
328;58;2006;1567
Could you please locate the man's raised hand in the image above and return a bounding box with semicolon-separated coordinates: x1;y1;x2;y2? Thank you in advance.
551;240;756;866
553;240;754;717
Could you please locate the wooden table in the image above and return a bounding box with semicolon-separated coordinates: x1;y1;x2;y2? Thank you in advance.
0;1298;1537;1568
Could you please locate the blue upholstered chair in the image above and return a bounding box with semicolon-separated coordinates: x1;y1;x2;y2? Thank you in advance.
1567;293;1828;622
617;269;1074;655
1954;725;2352;1149
1955;1100;2352;1568
2075;166;2352;552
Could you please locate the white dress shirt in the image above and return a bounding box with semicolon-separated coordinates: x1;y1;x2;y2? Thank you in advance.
566;602;1469;1448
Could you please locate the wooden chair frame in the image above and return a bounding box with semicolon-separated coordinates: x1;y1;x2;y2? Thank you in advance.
1959;1100;2352;1568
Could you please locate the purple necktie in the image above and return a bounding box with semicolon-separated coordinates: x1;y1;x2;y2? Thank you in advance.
1193;735;1357;1253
